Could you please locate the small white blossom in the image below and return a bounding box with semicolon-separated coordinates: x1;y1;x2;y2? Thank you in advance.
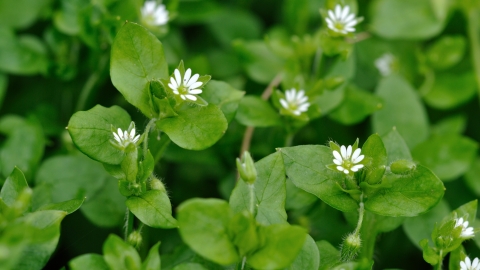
279;89;310;116
455;217;475;238
375;53;395;76
333;145;364;174
460;257;480;270
325;5;358;34
113;127;140;148
168;68;203;101
141;1;169;26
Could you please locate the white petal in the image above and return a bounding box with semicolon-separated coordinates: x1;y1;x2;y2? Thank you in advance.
189;81;203;89
185;94;197;101
340;145;347;159
169;77;178;88
117;128;124;139
298;103;310;112
345;20;358;27
189;89;202;94
174;69;182;85
129;128;136;139
297;90;305;98
286;89;294;101
180;95;186;100
337;165;345;172
326;18;334;28
472;258;479;268
343;169;349;174
466;257;472;267
344;14;355;24
144;1;156;13
293;110;301;115
333;159;342;165
172;89;179;95
333;150;343;161
280;99;289;109
461;261;467;269
351;164;364;171
183;68;192;85
335;5;342;19
346;145;352;158
351;148;361;161
113;132;121;143
353;155;364;163
133;135;140;143
186;74;200;87
298;96;309;104
463;221;469;228
124;130;129;140
341;5;350;21
328;10;335;20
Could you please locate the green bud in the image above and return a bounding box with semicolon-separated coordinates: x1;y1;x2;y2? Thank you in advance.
390;159;416;175
149;177;166;192
340;233;362;262
236;151;257;184
127;230;142;248
435;236;444;248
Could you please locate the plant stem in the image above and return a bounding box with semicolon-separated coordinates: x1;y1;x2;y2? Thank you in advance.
241;256;247;270
75;53;109;111
354;200;365;235
124;208;134;241
143;118;157;158
248;183;255;214
239;73;283;159
284;133;294;147
434;250;443;270
466;8;480;103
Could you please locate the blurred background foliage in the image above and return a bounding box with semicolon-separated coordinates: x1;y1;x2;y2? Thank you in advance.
0;0;480;269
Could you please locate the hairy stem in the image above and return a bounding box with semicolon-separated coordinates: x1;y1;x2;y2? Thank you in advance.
354;200;365;235
239;73;283;159
248;183;255;214
143;118;157;158
434;249;443;270
124;208;134;241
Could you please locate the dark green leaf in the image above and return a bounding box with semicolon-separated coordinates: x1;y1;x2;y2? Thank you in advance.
465;158;480;196
412;135;478;181
431;115;467;136
317;240;340;270
381;128;412;164
0;0;52;29
177;198;239;265
111;22;169;117
103;234;141;270
0;167;28;207
37;198;84;214
360;134;387;185
235;96;282;127
230;152;287;225
286;235;320;270
424;72;476;109
372;75;429;149
67;105;131;164
172;263;208;270
201;80;245;123
157;103;227;150
426;35;466;70
127;190;177;229
69;254;109;270
280;145;358;213
141;242;161;270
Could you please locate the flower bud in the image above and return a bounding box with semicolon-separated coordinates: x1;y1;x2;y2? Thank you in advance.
127;230;142;248
149;177;166;192
340;233;362;262
390;159;416;175
236;151;257;184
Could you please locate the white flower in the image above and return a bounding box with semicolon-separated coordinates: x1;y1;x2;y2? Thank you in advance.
168;68;203;101
460;257;480;270
375;53;395;76
333;145;364;174
279;89;310;116
141;1;169;26
455;217;475;238
113;127;140;148
325;5;358;34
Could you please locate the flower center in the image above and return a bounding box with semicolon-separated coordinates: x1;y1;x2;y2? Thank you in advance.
177;84;188;95
334;22;345;30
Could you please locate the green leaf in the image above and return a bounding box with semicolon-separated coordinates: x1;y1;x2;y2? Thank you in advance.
0;0;52;29
431;115;466;136
426;35;466;70
412;134;478;181
0;28;48;75
172;263;208;270
35;155;107;203
381;127;412;164
363;164;444;217
0;115;44;180
67;105;132;164
372;74;429;149
177;198;239;265
329;84;383;125
448;245;466;270
420;238;439;265
229;212;260;257
230;152;287;225
111;22;169;117
103;234;142;270
465;158;480;196
201;80;245;123
247;224;306;269
403;199;450;249
156;103;227;150
81;177;126;228
360;134;387;185
37;198;84;214
141;242;161;270
126;190;177;229
370;0;448;39
0;73;7;109
0;167;28;207
285;178;317;210
280;145;358;213
317;240;340;270
69;254;109;270
286;235;320;270
424;72;477;109
235;96;282;127
14;210;67;270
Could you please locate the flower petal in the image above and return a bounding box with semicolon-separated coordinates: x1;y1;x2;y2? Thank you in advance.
189;89;202;95
340;145;347;159
117;128;124;139
346;145;352;158
337;165;345;172
185;94;197;101
335;5;342;19
333;159;342;165
174;69;182;85
353;155;364;163
333;150;343;161
341;5;350;21
328;10;335;20
113;132;121;143
351;148;361;161
351;164;364;171
183;68;192;85
189;82;203;89
186;74;200;87
280;99;289;110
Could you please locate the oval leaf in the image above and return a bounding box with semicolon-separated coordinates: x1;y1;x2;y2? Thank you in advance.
126;190;177;229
